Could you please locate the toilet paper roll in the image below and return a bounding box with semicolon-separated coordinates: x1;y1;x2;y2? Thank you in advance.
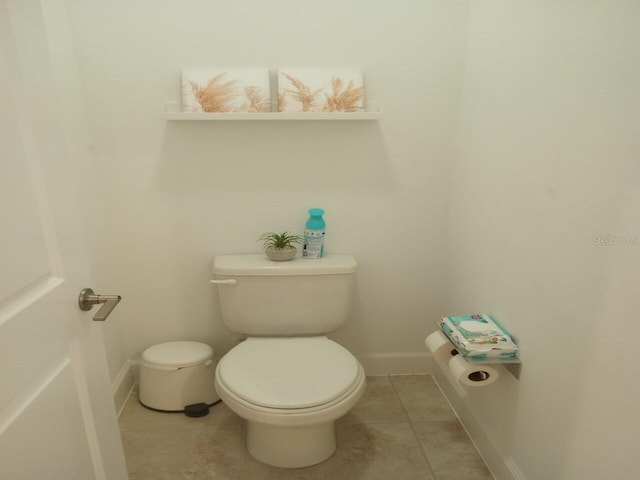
425;331;457;363
448;354;499;387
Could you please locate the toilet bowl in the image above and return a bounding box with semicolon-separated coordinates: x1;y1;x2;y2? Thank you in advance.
215;336;366;468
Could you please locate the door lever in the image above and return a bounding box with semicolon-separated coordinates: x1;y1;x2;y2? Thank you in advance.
78;288;122;321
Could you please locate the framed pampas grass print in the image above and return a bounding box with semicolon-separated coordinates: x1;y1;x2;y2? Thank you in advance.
277;68;365;113
181;68;271;113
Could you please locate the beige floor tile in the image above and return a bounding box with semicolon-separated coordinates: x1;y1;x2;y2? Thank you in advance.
338;375;410;425
390;374;458;422
119;395;244;480
122;423;243;480
119;393;243;432
413;420;494;480
118;376;493;479
242;422;434;480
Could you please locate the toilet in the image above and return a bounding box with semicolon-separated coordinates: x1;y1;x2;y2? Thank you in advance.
211;254;366;468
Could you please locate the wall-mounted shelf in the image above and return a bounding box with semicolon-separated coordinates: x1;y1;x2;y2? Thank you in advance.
463;351;522;380
434;321;522;379
162;102;382;121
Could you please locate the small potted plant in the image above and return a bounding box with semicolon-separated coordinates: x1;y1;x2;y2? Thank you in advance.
258;231;303;262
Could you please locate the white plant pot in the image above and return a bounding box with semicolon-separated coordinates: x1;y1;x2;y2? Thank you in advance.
265;246;297;261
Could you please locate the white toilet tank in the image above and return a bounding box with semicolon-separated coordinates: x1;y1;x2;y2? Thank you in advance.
212;254;357;336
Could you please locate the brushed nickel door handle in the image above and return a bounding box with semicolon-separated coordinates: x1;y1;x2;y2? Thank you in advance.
78;288;122;321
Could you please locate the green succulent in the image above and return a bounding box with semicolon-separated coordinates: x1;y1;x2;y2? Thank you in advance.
258;231;303;250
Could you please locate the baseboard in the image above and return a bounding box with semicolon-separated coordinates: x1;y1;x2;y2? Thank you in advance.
432;360;525;480
111;360;136;416
357;352;431;376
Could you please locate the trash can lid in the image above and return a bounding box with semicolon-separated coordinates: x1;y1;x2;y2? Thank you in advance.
142;341;213;368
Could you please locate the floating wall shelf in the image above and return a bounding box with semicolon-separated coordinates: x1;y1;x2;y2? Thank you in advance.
434;321;522;379
464;350;522;380
162;102;382;121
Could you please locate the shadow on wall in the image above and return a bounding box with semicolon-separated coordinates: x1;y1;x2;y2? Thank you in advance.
154;121;393;194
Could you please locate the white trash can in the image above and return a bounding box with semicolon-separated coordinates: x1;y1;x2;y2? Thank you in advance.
139;341;220;415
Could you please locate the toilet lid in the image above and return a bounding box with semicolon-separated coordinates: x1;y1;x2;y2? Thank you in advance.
216;337;361;409
142;341;212;368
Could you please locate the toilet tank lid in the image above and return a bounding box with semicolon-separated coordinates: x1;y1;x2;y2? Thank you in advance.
213;254;357;276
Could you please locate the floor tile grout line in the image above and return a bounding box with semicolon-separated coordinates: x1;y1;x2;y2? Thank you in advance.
388;374;413;422
389;374;440;480
408;420;440;480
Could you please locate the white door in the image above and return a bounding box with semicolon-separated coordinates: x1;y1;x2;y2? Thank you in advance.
0;1;128;479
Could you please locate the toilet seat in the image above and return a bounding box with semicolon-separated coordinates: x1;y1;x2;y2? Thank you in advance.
216;336;361;410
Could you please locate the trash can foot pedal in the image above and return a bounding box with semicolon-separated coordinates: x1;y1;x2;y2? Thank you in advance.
184;403;210;417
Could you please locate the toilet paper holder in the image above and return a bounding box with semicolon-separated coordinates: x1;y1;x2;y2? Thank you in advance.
463;349;522;379
433;321;522;379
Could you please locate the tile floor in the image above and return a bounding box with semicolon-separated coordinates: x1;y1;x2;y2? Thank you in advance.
118;374;494;480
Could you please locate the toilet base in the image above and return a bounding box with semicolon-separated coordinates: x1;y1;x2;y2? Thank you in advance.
246;420;336;468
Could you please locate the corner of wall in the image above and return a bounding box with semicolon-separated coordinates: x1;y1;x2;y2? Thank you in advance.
112;359;139;417
432;360;526;480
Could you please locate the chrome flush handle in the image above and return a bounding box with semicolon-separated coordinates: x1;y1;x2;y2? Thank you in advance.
78;288;122;321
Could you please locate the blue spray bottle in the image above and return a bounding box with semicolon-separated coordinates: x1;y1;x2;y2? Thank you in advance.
303;208;325;258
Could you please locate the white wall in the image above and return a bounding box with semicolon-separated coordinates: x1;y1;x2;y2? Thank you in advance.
446;1;639;479
64;1;639;477
66;0;469;375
